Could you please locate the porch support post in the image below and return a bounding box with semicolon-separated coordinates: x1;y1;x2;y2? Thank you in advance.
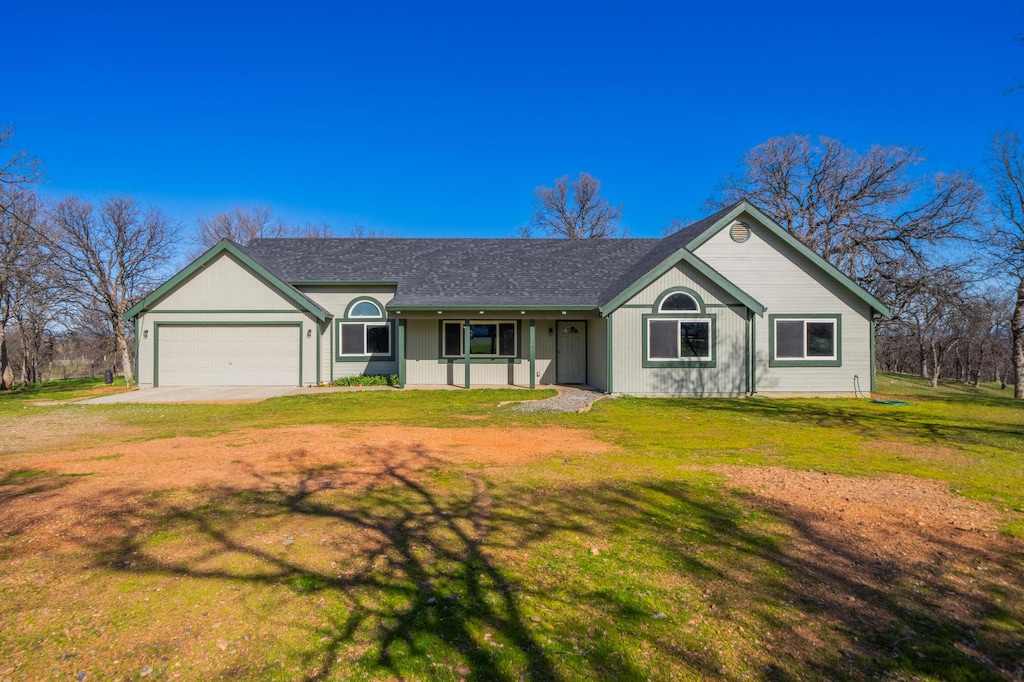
606;314;614;394
529;319;536;389
463;320;471;389
751;316;757;394
398;318;406;389
745;311;751;395
870;317;876;393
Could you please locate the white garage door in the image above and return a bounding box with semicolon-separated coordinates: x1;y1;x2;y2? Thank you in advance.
158;325;300;386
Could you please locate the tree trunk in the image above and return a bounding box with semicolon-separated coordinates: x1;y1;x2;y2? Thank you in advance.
1012;278;1024;399
112;316;134;383
930;341;941;388
0;328;10;390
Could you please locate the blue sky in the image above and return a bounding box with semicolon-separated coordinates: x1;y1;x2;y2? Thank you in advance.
4;0;1023;249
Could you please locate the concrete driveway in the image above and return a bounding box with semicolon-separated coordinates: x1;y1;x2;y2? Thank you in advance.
81;385;298;404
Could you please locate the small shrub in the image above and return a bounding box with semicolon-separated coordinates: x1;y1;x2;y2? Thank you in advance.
331;374;399;387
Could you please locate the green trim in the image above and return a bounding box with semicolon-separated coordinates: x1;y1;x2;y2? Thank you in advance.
388;304;596;312
744;312;751;394
870;318;876;392
529;319;536;389
767;314;843;368
344;296;387;320
438;319;523;362
437;358;523;365
398;319;407;389
134;309;301;314
600;249;765;318
685;202;892;317
334;318;397;362
133;316;140;384
606;314;614;393
152;321;303;388
619;304;653;309
329;320;334;382
463;320;470;388
315;322;321;384
751;317;757;393
124;240;328;322
652;287;706;313
641;313;718;368
293;280;398;287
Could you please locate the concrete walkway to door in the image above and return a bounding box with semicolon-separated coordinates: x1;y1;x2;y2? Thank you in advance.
81;385;298;404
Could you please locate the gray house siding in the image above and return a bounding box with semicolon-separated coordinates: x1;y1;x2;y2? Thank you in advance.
136;253;320;387
587;317;608;391
693;213;873;395
608;264;748;396
403;315;568;387
298;286;399;382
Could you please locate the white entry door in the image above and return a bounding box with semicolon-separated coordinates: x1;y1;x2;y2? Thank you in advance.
158;325;300;386
556;322;586;384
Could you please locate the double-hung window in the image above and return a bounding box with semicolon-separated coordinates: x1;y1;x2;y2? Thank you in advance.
769;315;840;366
442;321;517;358
337;298;392;359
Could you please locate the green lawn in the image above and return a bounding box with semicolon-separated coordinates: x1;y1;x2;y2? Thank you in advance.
0;375;1021;681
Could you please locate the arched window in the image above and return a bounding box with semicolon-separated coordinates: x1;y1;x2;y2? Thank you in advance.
349;300;383;318
338;298;391;359
659;292;699;312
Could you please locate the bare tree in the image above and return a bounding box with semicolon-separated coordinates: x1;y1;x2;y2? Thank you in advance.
710;135;983;302
190;204;291;257
295;221;337;239
45;195;178;383
345;224;396;238
528;172;623;238
0;125;44;389
984;129;1024;398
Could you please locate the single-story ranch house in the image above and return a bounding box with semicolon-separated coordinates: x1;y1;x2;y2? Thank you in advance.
125;200;890;396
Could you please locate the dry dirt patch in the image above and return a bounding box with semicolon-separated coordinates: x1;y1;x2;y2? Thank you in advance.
709;465;1024;679
0;425;610;546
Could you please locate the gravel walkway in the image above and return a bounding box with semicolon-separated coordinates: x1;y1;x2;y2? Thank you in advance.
512;386;607;413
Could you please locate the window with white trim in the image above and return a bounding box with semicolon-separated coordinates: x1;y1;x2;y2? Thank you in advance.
774;318;836;360
338;298;391;358
647;318;712;360
349;300;383;318
658;292;699;312
340;322;390;356
442;321;517;357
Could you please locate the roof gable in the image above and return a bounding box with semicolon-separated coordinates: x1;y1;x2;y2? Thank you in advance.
123;240;329;321
686;201;892;317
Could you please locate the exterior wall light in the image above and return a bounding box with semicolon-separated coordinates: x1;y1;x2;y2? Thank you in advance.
306;329;312;338
142;330;149;339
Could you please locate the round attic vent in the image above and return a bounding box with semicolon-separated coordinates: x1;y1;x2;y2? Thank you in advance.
730;220;751;243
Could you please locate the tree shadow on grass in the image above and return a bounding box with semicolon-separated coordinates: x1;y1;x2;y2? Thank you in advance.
58;446;1024;681
684;397;1024;454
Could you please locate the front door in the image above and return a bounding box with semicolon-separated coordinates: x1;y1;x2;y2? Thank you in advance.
556;322;586;384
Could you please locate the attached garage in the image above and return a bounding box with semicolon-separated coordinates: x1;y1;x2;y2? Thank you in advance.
155;324;301;387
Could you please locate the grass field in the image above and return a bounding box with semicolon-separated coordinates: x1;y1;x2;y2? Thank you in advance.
0;375;1021;681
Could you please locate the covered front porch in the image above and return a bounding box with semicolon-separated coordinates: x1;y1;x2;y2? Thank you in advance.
392;312;608;391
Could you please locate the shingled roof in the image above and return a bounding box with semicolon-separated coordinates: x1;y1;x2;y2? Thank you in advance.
245;237;662;308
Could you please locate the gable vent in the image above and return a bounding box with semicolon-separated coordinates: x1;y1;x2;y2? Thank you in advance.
729;221;751;243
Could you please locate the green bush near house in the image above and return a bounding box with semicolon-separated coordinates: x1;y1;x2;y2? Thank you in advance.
331;373;400;387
